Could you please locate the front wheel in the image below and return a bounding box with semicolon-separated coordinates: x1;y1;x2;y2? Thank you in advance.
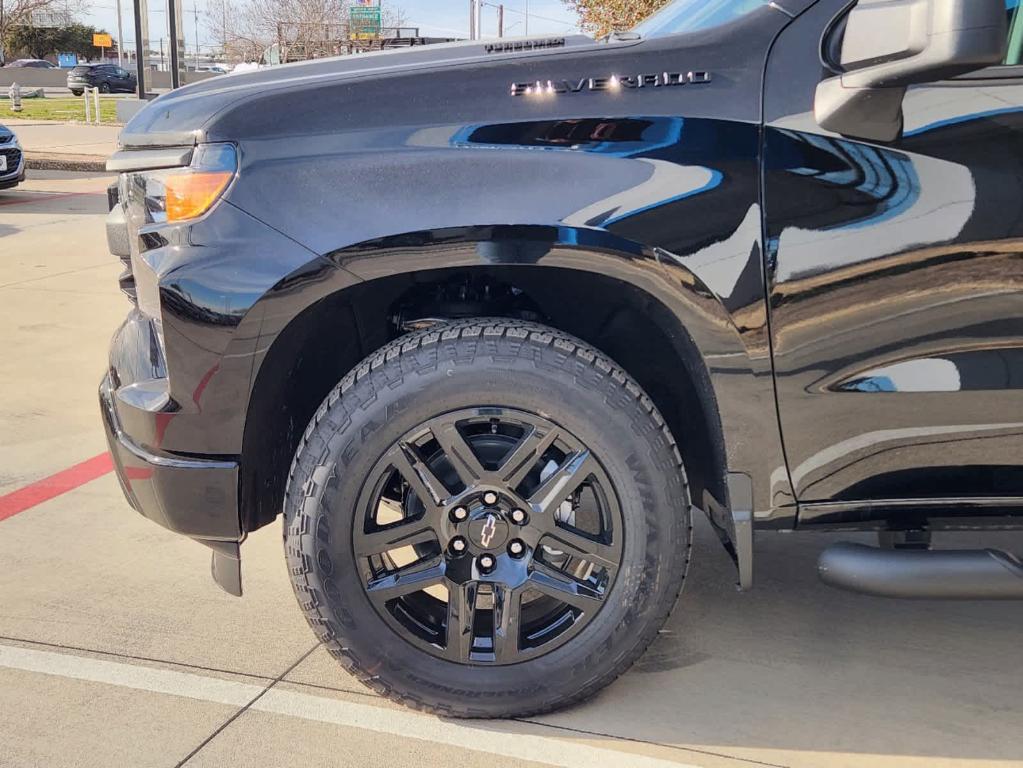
99;82;111;93
284;319;692;717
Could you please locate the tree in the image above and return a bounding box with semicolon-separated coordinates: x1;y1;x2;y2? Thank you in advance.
6;22;60;58
61;23;107;59
562;0;670;37
0;0;87;63
6;22;106;60
206;0;408;64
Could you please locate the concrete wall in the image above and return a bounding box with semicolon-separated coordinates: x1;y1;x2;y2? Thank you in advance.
0;68;218;90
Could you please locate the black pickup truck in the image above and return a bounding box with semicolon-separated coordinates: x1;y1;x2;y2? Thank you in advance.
102;0;1023;718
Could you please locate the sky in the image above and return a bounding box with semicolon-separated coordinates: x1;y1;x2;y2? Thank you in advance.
81;0;582;56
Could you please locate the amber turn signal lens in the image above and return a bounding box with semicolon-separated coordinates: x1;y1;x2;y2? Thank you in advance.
165;171;234;222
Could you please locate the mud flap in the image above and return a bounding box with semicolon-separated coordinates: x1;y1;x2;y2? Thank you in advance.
209;541;242;597
704;472;754;590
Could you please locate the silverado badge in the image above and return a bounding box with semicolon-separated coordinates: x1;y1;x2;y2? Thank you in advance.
511;71;711;96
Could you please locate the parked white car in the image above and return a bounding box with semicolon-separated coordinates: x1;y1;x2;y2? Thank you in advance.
0;123;24;190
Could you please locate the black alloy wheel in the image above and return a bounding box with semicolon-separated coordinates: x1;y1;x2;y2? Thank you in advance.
285;319;692;718
353;407;624;665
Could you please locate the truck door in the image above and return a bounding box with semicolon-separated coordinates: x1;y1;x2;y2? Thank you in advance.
763;0;1023;526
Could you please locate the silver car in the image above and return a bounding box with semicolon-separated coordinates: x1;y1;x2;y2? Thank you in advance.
0;124;25;189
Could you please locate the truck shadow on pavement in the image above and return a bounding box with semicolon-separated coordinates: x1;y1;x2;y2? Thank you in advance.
485;519;1023;765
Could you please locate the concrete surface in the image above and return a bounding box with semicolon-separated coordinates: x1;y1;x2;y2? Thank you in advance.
7;120;120;171
0;171;1022;768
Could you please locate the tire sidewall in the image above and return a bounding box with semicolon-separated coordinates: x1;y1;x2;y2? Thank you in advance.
286;326;690;714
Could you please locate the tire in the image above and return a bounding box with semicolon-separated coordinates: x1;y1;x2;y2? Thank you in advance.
284;319;692;718
99;82;111;94
70;90;83;96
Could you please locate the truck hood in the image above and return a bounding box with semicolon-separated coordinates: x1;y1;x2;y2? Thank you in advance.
118;35;603;149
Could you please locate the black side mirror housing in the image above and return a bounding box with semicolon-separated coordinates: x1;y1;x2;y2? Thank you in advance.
815;0;1007;142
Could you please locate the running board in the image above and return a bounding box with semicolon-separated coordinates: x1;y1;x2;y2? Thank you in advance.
818;543;1023;600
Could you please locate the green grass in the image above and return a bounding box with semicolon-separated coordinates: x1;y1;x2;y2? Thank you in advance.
1;97;120;123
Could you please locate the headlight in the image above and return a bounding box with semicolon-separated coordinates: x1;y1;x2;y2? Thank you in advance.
120;142;237;227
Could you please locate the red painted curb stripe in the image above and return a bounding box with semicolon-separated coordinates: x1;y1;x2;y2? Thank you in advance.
0;453;114;522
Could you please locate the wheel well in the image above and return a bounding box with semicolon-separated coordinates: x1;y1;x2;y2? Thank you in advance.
241;266;728;533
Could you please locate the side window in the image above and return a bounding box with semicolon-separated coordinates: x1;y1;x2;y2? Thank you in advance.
1007;0;1022;64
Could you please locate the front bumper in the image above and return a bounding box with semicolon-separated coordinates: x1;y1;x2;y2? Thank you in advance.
0;144;25;188
100;370;241;543
101;364;243;539
101;151;324;595
101;366;244;596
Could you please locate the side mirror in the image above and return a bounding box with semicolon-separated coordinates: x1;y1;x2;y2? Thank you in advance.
815;0;1007;142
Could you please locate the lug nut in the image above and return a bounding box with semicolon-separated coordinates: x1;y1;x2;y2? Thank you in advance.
478;553;496;573
483;492;498;505
508;540;525;558
510;509;526;524
451;506;469;522
450;537;468;554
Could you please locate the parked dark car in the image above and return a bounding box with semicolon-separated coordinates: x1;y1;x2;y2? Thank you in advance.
4;58;58;68
68;63;135;95
102;0;1023;719
0;123;25;190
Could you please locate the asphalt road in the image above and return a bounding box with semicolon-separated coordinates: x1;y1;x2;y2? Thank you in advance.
1;171;1021;768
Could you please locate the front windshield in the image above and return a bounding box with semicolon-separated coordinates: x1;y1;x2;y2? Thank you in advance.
632;0;772;38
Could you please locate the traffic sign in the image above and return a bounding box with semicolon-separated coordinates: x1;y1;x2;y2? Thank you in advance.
350;5;381;38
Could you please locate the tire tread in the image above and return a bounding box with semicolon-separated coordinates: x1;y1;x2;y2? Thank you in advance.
283;318;692;718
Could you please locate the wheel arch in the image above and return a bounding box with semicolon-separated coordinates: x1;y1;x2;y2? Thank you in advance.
240;225;789;540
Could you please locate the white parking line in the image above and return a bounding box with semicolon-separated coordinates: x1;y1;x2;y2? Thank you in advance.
0;643;700;768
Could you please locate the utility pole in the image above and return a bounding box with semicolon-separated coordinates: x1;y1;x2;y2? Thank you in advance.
132;0;150;99
477;0;483;38
168;0;181;87
498;4;504;38
192;6;199;70
524;0;528;36
468;0;476;40
116;0;125;66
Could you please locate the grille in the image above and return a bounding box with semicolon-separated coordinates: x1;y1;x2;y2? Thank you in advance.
107;183;137;304
0;147;22;174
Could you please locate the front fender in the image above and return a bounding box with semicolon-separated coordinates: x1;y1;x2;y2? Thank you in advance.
242;223;792;524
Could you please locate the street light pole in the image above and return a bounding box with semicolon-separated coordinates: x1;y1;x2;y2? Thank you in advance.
133;0;149;98
524;0;528;36
116;0;125;66
168;0;181;87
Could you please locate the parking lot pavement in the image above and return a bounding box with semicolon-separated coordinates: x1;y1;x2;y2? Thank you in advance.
1;171;1022;768
7;121;120;171
10;120;120;156
0;171;123;494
